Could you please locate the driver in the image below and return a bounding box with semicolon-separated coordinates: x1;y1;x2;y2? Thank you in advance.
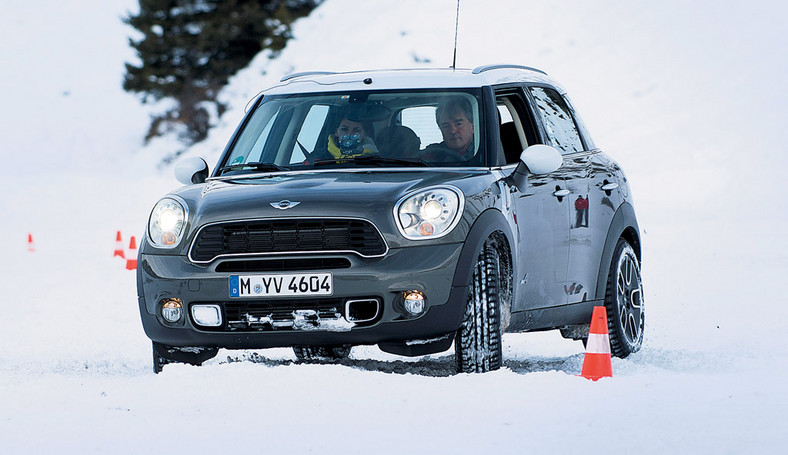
423;96;475;162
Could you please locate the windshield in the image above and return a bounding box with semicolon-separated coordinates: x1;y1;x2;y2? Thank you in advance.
217;89;485;175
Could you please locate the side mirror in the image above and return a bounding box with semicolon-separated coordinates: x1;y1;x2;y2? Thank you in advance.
174;157;209;185
519;144;563;174
511;145;563;189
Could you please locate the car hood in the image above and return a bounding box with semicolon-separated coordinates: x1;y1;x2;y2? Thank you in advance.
171;169;487;239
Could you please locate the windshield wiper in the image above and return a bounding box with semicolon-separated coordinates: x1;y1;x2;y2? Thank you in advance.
314;156;431;167
217;162;288;175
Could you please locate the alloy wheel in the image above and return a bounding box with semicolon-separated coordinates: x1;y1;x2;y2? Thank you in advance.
616;245;644;347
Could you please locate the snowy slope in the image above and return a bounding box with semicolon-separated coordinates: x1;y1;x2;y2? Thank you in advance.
1;0;787;453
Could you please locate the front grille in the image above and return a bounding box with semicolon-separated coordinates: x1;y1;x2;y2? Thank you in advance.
215;257;352;273
190;218;386;263
197;297;381;331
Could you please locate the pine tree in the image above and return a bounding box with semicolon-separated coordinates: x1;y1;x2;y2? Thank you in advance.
124;0;320;145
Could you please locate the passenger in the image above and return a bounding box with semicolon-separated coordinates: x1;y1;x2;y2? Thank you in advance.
326;107;378;160
376;125;421;159
423;96;475;163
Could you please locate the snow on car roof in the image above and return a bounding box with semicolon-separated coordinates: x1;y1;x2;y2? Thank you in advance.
262;65;560;95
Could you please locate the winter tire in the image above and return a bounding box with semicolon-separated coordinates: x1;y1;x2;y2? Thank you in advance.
152;342;219;374
293;345;352;362
455;240;502;373
604;239;644;357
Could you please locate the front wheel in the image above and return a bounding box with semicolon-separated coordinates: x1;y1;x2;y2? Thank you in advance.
455;241;503;373
604;239;645;357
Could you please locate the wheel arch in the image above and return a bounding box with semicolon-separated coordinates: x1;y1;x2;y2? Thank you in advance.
451;209;514;289
595;202;641;300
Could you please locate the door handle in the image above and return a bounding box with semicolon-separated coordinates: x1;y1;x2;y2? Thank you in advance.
601;182;619;191
553;189;570;198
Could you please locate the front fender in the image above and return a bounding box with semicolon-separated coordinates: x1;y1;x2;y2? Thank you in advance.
451;208;515;288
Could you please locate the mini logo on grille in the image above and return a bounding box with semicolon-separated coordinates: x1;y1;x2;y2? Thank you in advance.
270;200;301;210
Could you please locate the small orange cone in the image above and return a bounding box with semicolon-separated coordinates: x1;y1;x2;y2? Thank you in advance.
579;305;613;380
125;236;138;270
113;230;125;259
27;233;35;252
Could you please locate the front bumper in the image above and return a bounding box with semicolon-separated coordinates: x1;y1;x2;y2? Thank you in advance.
137;242;468;350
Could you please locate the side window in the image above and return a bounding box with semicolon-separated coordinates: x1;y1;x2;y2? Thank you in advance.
494;91;538;165
529;86;584;154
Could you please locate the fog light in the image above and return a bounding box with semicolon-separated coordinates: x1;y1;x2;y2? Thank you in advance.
192;304;222;327
403;290;426;315
161;299;183;323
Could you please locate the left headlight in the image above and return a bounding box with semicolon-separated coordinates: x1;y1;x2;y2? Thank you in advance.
395;186;464;240
148;197;188;248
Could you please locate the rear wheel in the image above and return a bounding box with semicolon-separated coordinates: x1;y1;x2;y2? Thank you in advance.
604;239;644;357
455;241;502;373
293;345;352;362
152;342;218;374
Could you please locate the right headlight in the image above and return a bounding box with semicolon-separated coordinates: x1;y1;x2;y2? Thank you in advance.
147;196;188;248
395;186;464;240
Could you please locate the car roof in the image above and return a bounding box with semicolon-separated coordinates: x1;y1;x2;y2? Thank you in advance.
262;65;562;95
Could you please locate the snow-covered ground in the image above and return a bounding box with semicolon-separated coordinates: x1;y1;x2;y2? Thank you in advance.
1;0;787;453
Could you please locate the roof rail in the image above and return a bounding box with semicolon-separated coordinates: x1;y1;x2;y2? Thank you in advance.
471;64;547;76
280;71;337;82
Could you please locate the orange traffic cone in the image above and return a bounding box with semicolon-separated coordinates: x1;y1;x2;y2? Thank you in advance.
27;233;35;252
579;305;613;380
125;236;138;270
113;230;125;259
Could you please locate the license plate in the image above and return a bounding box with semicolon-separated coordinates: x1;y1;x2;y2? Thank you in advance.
229;273;333;298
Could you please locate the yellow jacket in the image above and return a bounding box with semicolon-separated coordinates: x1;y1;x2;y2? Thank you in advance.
327;135;377;159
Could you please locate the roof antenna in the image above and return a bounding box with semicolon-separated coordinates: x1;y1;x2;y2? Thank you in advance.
451;0;460;70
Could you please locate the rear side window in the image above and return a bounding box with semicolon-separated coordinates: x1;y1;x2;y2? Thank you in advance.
529;87;584;154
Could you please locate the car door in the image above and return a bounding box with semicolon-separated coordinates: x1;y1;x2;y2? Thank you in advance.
495;88;571;311
527;86;603;305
